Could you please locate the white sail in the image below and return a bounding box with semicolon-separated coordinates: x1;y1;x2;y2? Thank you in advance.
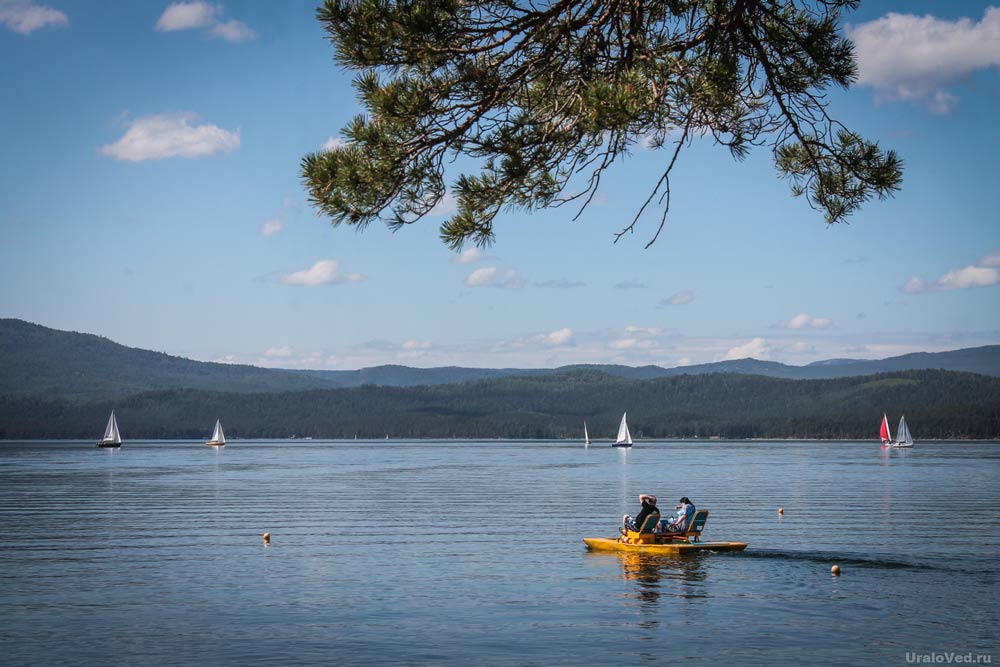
615;412;632;445
895;415;913;447
208;419;226;445
584;421;590;445
101;411;121;445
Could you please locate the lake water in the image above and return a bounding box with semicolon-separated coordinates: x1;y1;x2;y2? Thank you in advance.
0;440;997;666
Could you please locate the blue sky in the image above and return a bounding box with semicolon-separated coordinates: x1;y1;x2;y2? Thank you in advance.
1;0;998;370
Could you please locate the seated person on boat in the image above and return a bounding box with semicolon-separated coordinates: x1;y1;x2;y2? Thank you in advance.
658;497;696;534
622;494;659;534
586;507;747;552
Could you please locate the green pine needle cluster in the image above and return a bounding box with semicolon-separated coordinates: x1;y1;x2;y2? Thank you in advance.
302;0;903;249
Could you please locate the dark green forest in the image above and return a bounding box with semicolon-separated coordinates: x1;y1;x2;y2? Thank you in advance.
3;369;999;440
3;319;999;440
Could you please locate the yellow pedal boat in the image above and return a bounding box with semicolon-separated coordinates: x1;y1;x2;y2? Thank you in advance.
584;508;747;554
583;537;748;554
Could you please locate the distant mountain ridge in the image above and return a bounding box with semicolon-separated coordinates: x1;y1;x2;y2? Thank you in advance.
2;318;1000;402
0;318;333;400
287;347;1000;385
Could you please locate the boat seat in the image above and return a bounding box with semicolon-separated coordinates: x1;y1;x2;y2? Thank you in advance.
656;509;709;543
621;512;661;544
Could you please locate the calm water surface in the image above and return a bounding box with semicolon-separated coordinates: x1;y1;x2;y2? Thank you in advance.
1;440;997;666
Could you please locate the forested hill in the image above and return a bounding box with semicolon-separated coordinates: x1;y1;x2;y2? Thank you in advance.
4;319;1000;402
0;319;334;400
3;369;998;440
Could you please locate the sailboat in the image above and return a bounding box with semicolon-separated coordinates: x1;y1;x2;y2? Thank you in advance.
97;411;122;448
205;419;226;447
584;421;590;446
892;415;914;448
879;413;893;447
611;412;633;448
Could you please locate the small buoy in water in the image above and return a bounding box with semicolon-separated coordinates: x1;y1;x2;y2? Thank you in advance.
778;507;784;515
263;532;270;543
831;565;841;576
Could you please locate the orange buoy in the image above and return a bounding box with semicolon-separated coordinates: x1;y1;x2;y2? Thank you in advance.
778;507;784;515
263;532;270;543
831;565;841;576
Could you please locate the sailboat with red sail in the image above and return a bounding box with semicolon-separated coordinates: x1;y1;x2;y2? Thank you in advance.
879;413;893;447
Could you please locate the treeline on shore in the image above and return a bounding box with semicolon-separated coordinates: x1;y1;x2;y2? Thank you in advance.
4;369;1000;440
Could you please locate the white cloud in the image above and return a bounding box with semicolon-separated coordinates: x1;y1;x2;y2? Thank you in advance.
264;346;293;358
979;251;1000;267
280;259;364;286
615;280;647;290
722;337;770;361
204;329;1000;371
609;338;656;351
209;19;255;42
542;328;574;346
925;90;959;115
902;276;927;294
783;313;832;329
323;136;347;151
429;192;457;217
848;8;1000;113
156;2;217;31
937;266;1000;290
259;217;284;237
155;2;256;42
465;267;522;288
100;112;239;162
0;0;67;34
787;342;816;355
453;248;482;264
660;290;694;306
904;254;1000;293
255;352;325;369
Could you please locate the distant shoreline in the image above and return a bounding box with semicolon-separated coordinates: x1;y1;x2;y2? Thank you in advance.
3;438;999;444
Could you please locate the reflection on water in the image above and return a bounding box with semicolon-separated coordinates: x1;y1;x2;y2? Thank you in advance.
604;551;708;606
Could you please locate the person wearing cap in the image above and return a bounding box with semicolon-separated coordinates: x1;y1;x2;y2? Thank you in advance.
621;494;659;533
660;497;696;533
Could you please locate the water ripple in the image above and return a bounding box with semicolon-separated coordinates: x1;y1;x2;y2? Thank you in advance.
0;439;998;666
